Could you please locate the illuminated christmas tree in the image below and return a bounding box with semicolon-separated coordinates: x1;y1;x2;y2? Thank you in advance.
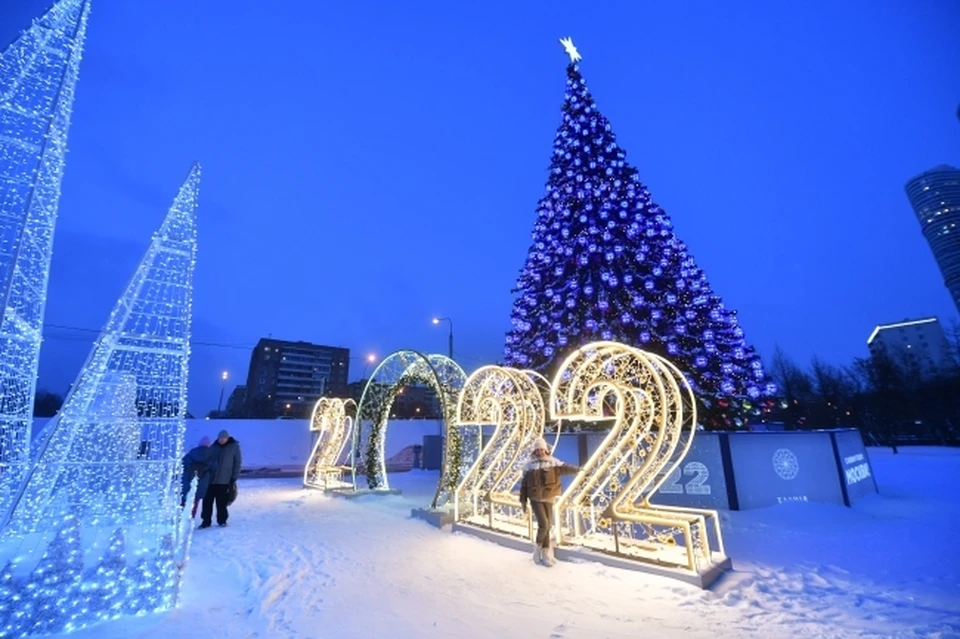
504;40;775;428
0;0;90;514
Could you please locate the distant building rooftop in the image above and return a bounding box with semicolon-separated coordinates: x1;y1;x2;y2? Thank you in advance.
866;317;938;345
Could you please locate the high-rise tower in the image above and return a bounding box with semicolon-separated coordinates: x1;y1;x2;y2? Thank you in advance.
905;165;960;314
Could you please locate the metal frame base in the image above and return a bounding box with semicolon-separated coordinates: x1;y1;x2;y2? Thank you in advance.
328;488;402;499
451;522;731;589
410;507;455;528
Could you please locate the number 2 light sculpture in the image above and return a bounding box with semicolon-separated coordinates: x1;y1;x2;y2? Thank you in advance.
551;341;725;574
303;398;356;491
453;366;551;536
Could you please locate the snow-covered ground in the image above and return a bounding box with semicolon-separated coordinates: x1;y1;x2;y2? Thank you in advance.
66;447;960;639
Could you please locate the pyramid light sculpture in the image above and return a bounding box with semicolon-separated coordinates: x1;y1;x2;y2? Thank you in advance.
0;164;200;636
0;0;91;514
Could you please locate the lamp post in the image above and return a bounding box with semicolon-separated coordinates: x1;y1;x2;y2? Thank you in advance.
218;371;228;416
360;353;377;380
432;317;454;360
351;354;377;403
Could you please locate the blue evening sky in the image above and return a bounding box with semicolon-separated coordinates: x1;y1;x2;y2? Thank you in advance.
2;1;958;416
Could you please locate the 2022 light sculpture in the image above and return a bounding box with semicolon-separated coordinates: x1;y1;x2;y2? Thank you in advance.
303;398;356;491
454;366;553;537
451;341;727;579
351;350;469;508
0;0;90;514
550;341;725;574
0;164;201;636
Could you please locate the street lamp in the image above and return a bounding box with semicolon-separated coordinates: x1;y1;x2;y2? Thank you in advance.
218;371;228;416
432;317;454;360
359;353;377;381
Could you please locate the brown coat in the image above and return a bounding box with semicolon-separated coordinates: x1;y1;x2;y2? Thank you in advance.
519;456;580;507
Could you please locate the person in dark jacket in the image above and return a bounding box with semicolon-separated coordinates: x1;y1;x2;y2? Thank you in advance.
181;436;212;518
200;429;242;529
519;436;580;567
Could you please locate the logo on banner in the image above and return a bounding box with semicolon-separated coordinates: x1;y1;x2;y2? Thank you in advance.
843;453;871;485
772;448;799;480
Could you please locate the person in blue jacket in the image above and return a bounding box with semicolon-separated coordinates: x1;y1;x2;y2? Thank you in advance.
181;436;212;518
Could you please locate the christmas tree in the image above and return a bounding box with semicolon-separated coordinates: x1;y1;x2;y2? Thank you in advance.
504;39;775;428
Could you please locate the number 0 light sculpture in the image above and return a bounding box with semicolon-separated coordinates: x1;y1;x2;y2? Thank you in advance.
351;351;469;508
453;366;551;536
551;341;726;574
303;398;356;491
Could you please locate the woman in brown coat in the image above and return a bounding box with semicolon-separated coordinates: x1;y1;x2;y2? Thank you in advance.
519;437;580;566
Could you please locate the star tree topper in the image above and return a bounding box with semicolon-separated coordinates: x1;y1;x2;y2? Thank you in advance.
559;37;582;63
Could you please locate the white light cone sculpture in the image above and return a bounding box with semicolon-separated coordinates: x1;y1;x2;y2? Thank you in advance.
0;163;200;635
0;0;91;515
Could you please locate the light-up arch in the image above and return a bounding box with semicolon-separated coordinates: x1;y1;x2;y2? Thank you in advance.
351;350;469;506
303;397;356;490
550;341;725;573
454;366;549;535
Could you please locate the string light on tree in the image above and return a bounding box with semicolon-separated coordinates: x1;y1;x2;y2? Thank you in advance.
0;164;201;636
503;39;775;428
0;0;91;515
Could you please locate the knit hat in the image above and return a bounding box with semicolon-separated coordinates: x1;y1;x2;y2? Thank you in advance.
532;437;549;452
217;429;230;440
198;436;211;447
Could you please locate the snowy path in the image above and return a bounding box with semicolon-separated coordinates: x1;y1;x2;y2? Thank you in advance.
67;447;960;638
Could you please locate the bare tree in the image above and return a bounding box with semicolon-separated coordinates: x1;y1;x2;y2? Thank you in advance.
809;356;854;427
769;345;813;429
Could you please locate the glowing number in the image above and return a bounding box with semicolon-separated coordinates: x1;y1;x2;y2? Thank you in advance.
303;398;356;491
658;462;711;496
683;462;711;495
549;341;726;574
454;366;550;537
